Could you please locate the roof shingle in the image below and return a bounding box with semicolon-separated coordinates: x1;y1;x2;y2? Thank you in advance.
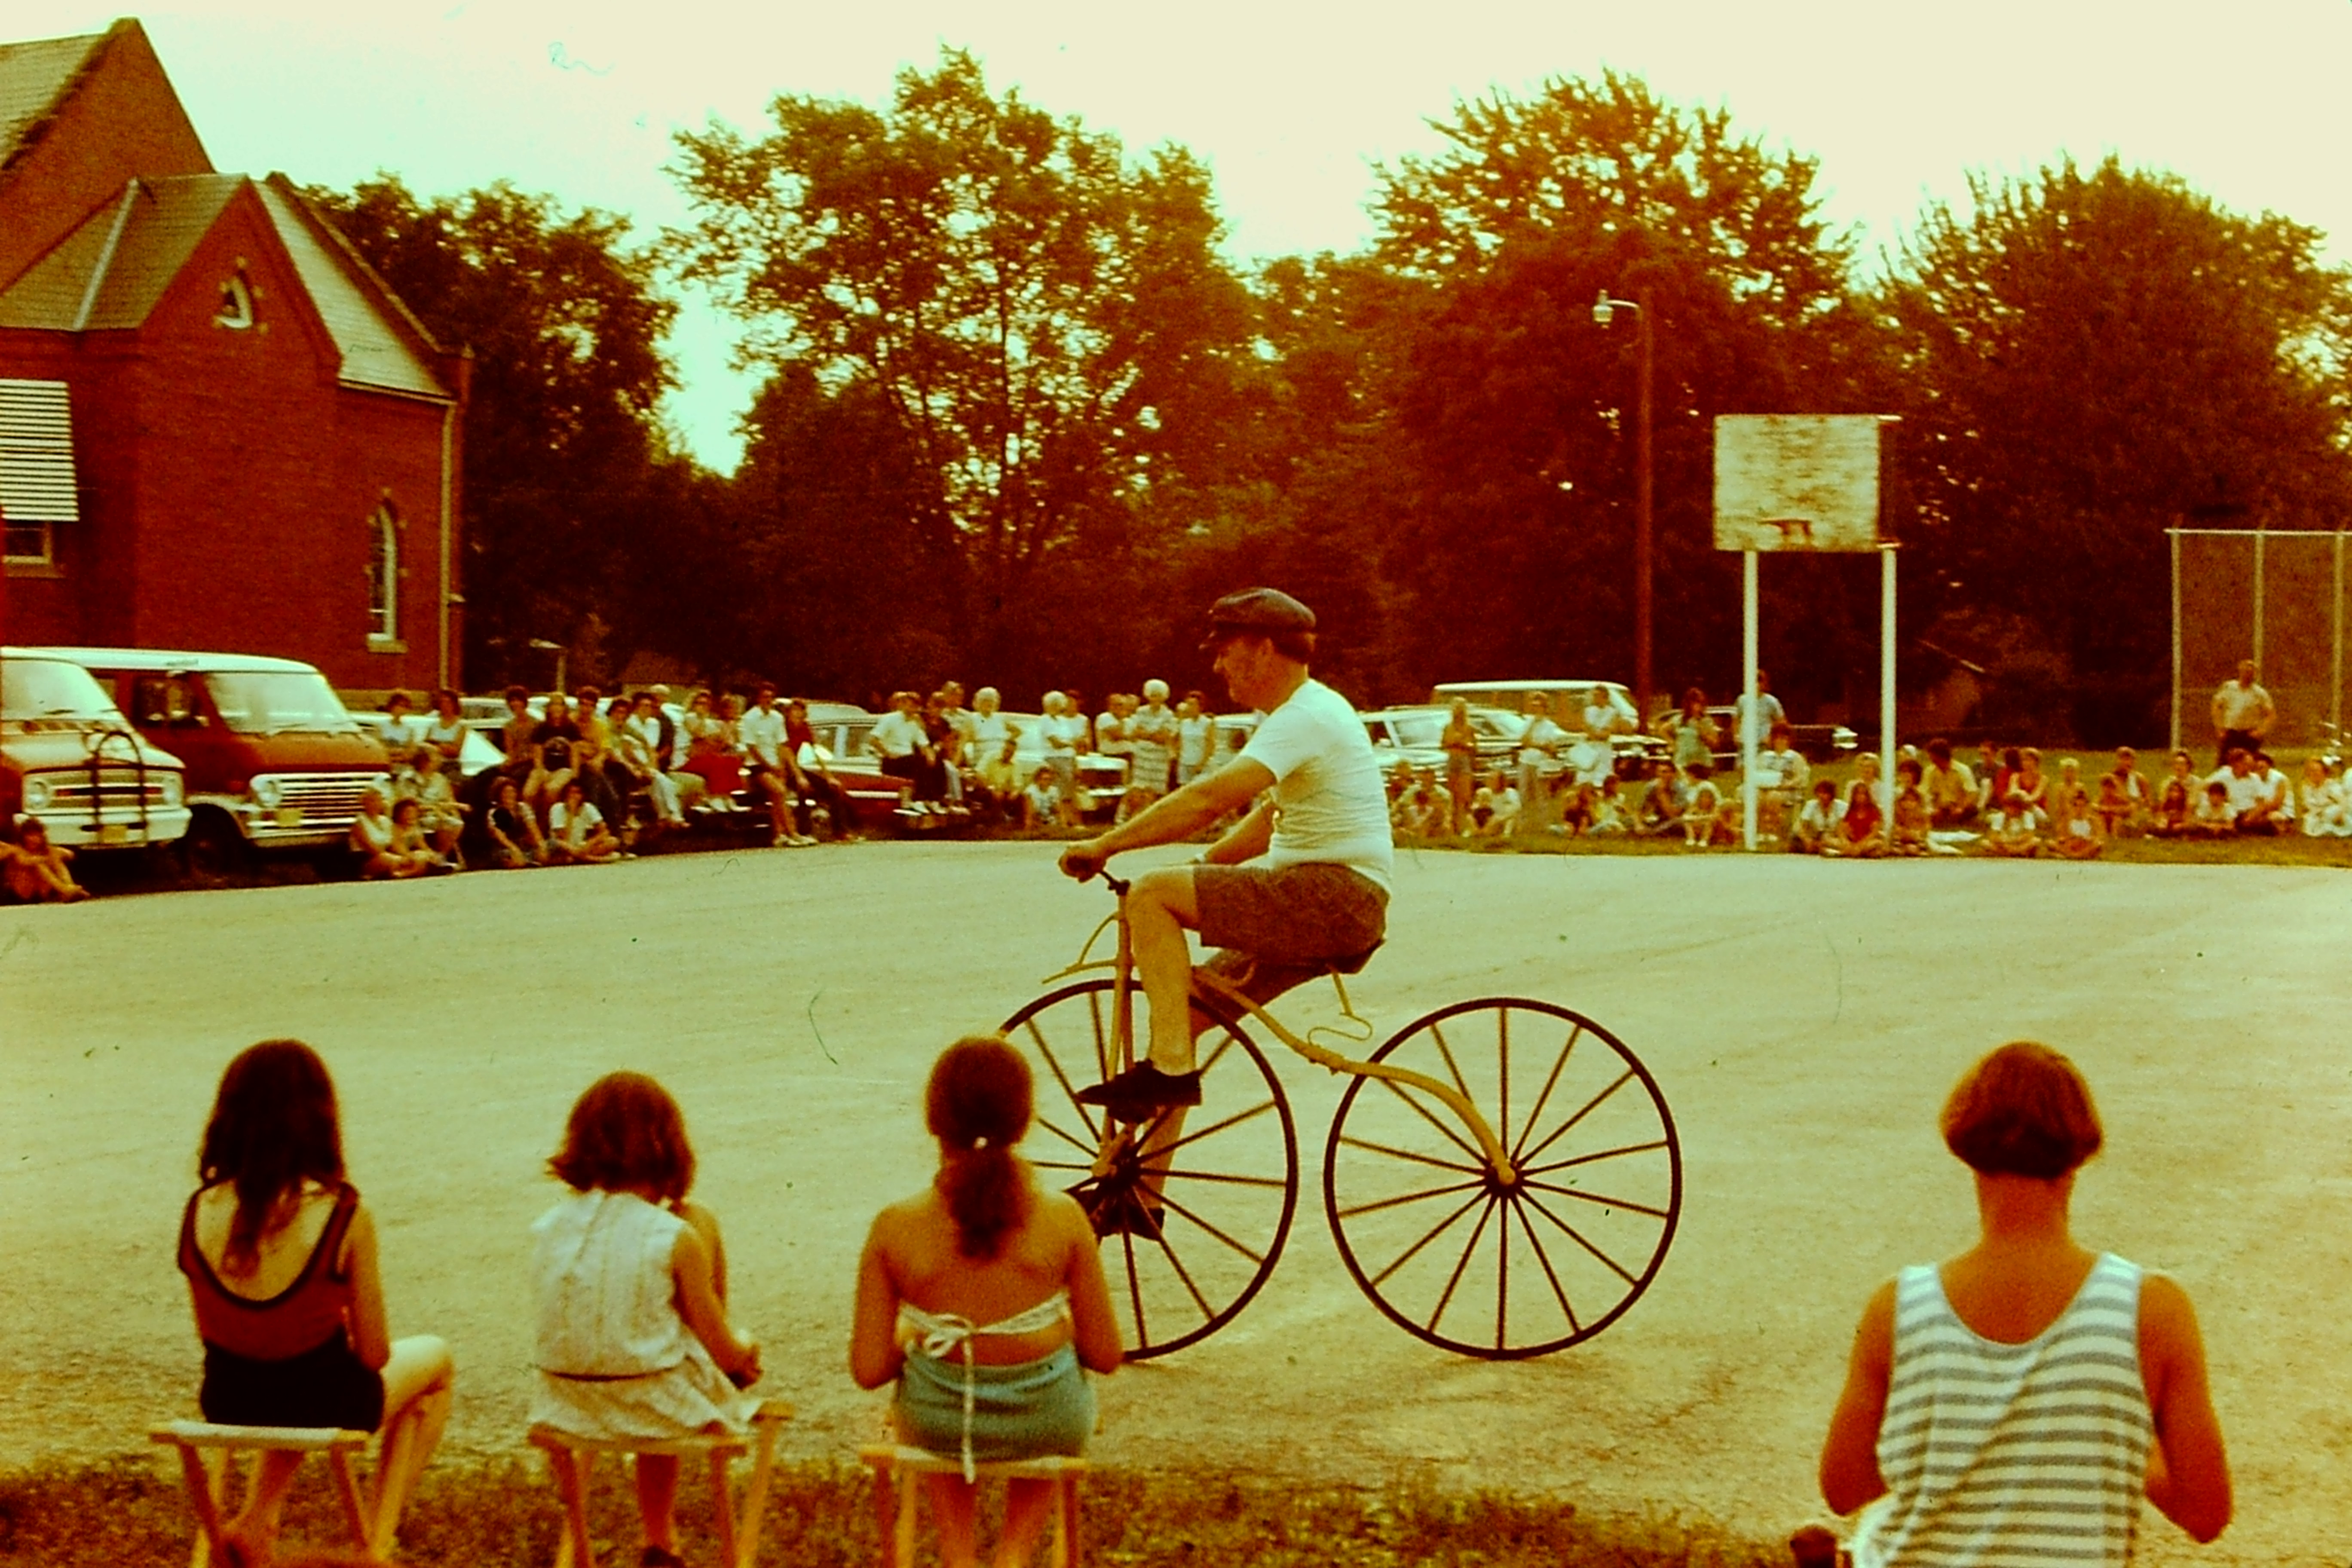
0;29;102;172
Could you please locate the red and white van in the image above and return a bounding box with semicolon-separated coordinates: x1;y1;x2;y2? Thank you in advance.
27;647;389;875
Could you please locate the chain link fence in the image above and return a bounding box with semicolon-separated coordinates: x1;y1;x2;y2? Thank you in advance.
2171;529;2346;754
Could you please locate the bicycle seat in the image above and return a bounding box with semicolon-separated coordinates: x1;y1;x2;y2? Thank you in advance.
1325;941;1383;976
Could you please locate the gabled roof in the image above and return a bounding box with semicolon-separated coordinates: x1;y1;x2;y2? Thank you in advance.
254;180;447;400
0;28;103;172
0;172;450;401
0;173;238;330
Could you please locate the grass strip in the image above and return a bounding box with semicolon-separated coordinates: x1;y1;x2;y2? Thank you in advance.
0;1453;1790;1566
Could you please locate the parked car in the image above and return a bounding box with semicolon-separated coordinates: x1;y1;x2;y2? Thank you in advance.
1359;704;1516;782
33;647;390;876
1;649;190;856
347;710;506;779
1001;713;1128;819
1430;680;1666;778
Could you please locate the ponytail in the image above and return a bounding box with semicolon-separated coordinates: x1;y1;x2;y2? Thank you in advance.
926;1036;1034;1260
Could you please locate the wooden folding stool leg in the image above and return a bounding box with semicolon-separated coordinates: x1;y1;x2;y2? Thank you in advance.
150;1423;382;1567
857;1446;1086;1568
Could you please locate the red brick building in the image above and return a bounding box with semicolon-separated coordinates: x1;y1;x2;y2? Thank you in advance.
0;19;467;689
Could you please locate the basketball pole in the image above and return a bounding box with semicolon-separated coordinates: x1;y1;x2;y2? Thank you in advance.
1880;544;1897;829
1742;549;1760;850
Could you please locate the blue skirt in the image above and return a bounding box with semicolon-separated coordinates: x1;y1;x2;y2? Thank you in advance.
894;1343;1093;1463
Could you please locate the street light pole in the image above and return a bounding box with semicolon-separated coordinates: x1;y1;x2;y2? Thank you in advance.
1594;290;1654;717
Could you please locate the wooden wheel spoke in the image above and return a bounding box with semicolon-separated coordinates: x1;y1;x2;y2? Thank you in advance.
1148;1227;1217;1323
1146;1167;1290;1190
1425;1196;1499;1334
1150;1098;1279;1160
1026;1020;1102;1144
1119;1226;1147;1345
1520;1190;1641;1287
1087;990;1115;1083
1427;1022;1476;1110
1154;1188;1268;1265
1506;1193;1581;1335
1495;1178;1510;1351
1521;1180;1672;1221
1195;1032;1237;1079
1513;1068;1637;1168
1372;1074;1484;1165
1496;1007;1511;1160
1335;1133;1482;1176
1334;1175;1489;1222
1519;1137;1672;1179
1033;1111;1102;1161
1510;1025;1583;1166
1369;1191;1487;1289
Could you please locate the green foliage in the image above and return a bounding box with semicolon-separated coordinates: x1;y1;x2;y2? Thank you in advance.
306;175;682;686
668;49;1259;658
1883;156;2352;740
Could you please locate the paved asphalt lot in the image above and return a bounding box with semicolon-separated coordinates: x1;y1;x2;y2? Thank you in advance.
2;841;2346;1563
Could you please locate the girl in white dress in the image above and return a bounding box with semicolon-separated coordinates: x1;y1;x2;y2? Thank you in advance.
2298;759;2351;837
532;1073;761;1568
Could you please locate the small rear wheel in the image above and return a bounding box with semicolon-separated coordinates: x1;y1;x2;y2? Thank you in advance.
1323;997;1680;1359
178;810;247;885
998;980;1298;1360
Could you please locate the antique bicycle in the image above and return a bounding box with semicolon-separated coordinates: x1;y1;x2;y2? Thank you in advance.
995;874;1682;1362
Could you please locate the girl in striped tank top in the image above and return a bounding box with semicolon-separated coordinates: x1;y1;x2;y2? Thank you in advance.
1818;1041;2231;1565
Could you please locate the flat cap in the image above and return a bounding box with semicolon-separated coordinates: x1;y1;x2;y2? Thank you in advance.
1204;588;1316;648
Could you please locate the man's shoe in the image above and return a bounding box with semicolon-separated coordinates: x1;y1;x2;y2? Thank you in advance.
1074;1061;1203;1124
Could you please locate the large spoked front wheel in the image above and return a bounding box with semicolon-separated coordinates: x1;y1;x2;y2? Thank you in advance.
998;980;1299;1360
1323;998;1680;1359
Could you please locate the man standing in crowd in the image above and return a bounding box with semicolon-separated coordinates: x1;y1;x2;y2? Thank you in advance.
2210;660;2272;767
1732;668;1786;751
1175;692;1215;787
738;683;796;842
1057;589;1391;1122
1514;692;1566;834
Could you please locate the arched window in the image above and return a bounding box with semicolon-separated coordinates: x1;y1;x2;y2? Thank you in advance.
215;272;254;329
366;505;398;642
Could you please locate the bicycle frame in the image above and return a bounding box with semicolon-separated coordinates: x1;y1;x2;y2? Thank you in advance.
1046;877;1518;1183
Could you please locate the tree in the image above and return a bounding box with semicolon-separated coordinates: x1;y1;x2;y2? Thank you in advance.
1299;73;1877;710
1886;156;2352;739
308;177;680;685
666;48;1257;669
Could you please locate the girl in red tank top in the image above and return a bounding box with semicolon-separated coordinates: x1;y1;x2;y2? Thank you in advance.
178;1041;456;1567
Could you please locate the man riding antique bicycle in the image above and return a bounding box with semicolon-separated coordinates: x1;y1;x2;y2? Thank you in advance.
1057;588;1394;1124
1018;590;1681;1364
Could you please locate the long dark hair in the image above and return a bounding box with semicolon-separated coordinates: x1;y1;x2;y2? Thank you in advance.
198;1040;345;1276
927;1037;1033;1261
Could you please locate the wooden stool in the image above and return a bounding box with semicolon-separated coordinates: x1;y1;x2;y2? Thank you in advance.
857;1445;1084;1568
150;1421;390;1567
528;1398;793;1568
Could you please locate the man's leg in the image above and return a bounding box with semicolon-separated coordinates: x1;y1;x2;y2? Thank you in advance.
1124;864;1202;1075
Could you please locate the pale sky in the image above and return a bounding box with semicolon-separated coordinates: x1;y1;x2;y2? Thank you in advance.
14;0;2349;471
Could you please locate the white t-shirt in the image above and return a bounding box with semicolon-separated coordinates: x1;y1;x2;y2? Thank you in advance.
971;711;1017;759
1516;715;1565;766
737;704;787;767
1042;713;1087;754
380;716;426;753
1730;692;1785;743
2254;766;2295;823
1796;796;1844;837
1177;714;1213;767
1237;679;1394;894
2212;680;2270;731
1757;747;1810;793
2206;766;2265;816
869;710;927;759
549;800;604;842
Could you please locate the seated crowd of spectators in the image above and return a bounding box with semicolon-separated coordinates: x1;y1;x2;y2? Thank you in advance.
1383;684;2351;861
352;679;1234;877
